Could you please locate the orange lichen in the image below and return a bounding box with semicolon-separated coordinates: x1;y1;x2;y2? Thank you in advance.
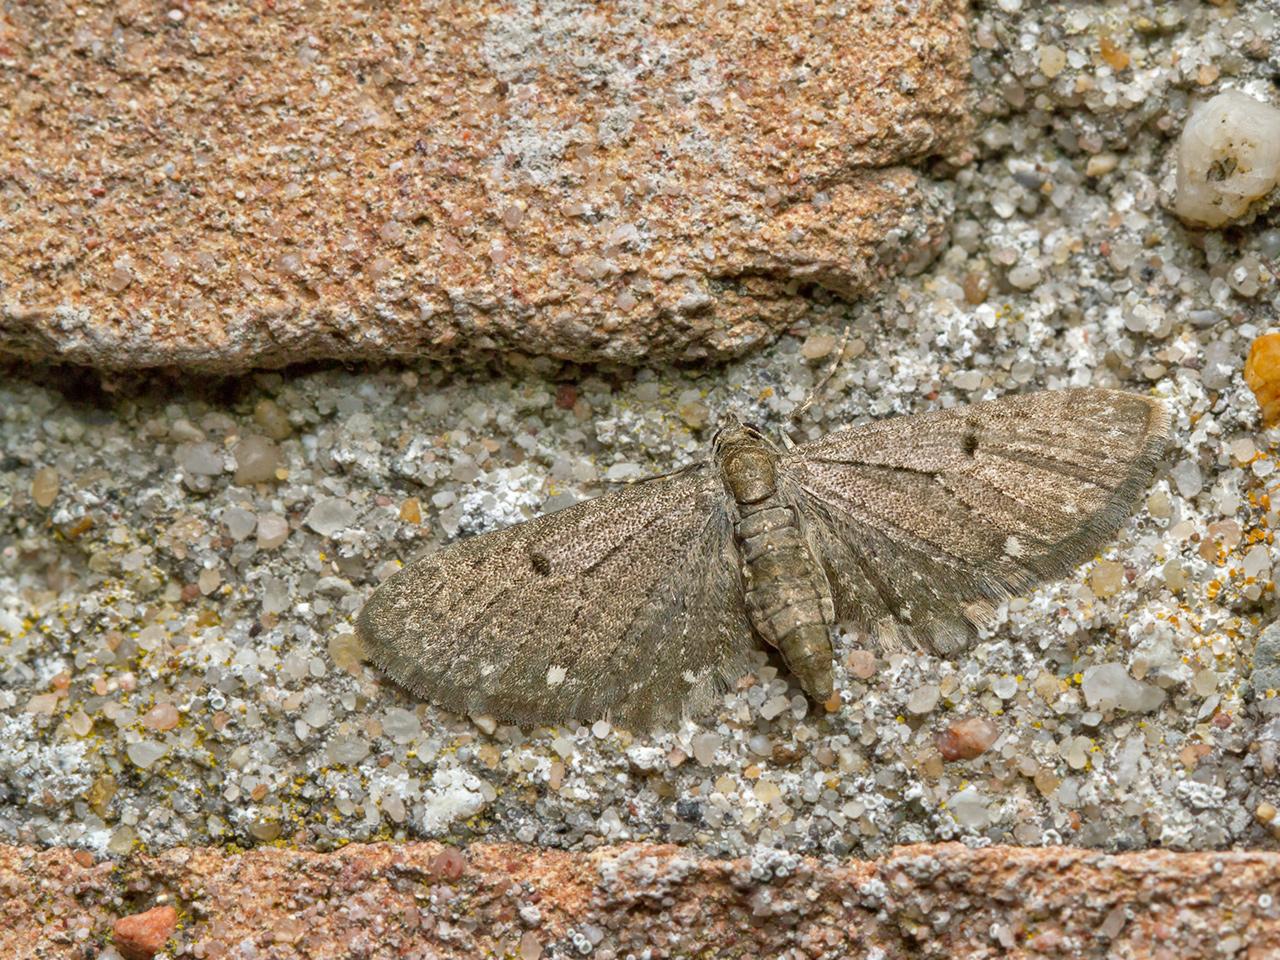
1099;35;1130;71
1245;333;1280;426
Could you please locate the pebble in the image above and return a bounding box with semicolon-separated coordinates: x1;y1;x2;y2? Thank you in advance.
232;435;283;484
678;401;709;430
107;826;137;856
1063;735;1091;770
1085;153;1118;177
1146;489;1171;520
1037;44;1066;79
305;496;357;536
303;700;332;728
431;847;467;880
760;694;789;720
198;566;222;595
991;676;1018;700
937;718;999;761
253;398;294;439
142;703;180;732
1173;91;1280;227
69;709;93;737
907;684;941;715
1089;560;1125;599
1243;544;1272;580
692;732;720;765
126;741;169;770
256;512;290;549
1249;622;1280;695
169;418;205;442
400;497;423;523
1081;663;1164;713
384;707;422;742
25;692;60;715
753;779;781;803
328;631;363;670
961;271;990;305
520;931;543;960
846;650;877;679
1162;559;1188;592
1170;460;1203;499
113;905;179;960
1007;264;1042;290
947;787;991;829
801;333;837;361
177;442;225;476
30;466;59;507
327;735;371;765
223;506;257;541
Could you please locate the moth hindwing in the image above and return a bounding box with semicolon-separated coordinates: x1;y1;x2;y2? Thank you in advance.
356;388;1168;729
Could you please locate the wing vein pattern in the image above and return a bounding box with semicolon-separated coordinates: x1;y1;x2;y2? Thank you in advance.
781;388;1168;655
356;465;753;727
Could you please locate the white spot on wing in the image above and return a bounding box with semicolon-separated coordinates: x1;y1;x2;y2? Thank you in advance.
546;665;567;687
1004;535;1026;558
682;670;698;684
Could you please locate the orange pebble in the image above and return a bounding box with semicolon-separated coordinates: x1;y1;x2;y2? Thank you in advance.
400;497;422;524
1245;333;1280;426
113;905;178;960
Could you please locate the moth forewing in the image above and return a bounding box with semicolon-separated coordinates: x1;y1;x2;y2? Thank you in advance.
780;388;1169;657
355;465;756;729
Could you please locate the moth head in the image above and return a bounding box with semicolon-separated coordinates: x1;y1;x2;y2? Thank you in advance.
711;414;772;453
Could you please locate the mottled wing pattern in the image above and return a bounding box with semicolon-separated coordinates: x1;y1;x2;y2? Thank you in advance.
356;465;752;728
780;389;1169;654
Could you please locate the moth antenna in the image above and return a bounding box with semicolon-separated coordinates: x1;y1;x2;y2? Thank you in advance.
601;461;706;488
787;327;852;439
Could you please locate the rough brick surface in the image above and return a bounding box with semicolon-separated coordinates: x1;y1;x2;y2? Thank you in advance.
2;842;1276;959
0;1;970;371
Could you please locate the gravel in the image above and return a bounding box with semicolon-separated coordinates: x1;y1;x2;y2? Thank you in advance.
2;0;1280;860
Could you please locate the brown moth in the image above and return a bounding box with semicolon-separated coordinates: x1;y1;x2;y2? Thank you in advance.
356;388;1168;729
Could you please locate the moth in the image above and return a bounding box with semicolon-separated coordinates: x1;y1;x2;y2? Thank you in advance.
357;388;1168;729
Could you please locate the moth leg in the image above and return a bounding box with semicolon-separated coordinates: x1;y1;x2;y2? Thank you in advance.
786;326;852;441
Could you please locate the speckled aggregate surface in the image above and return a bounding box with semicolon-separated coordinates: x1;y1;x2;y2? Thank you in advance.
4;0;1280;865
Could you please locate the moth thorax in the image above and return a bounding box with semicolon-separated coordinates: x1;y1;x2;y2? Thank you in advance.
722;448;778;504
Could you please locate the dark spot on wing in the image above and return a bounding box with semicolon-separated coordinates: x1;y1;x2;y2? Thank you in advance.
961;430;979;457
530;552;552;576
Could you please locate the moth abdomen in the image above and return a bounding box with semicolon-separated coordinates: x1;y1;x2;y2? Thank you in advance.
763;600;831;641
780;623;835;702
718;427;837;703
743;579;824;619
